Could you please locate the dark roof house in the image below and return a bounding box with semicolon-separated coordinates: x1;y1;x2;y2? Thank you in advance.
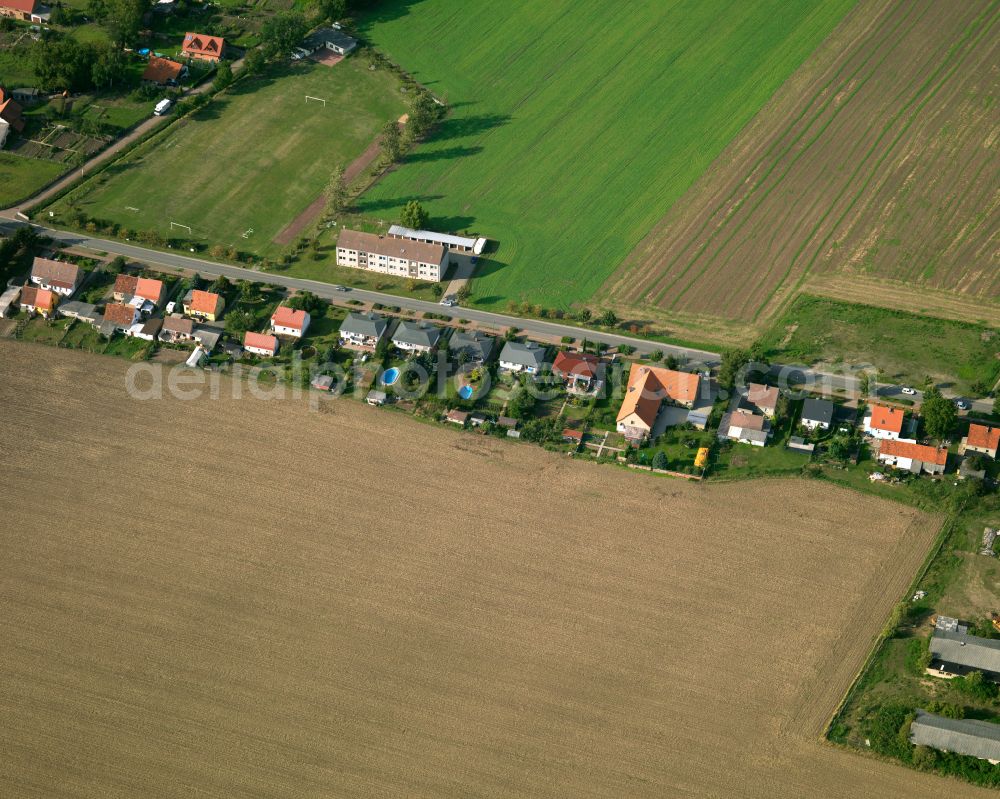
801;398;834;427
392;320;441;350
929;625;1000;681
449;329;495;362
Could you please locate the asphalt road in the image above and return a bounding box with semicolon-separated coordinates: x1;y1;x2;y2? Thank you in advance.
2;220;995;417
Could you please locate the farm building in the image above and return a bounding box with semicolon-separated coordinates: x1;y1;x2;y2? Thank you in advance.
270;306;310;338
0;285;21;317
0;87;25;148
876;439;947;475
0;0;47;24
142;57;187;86
366;390;387;406
448;330;495;363
863;403;905;440
129;317;163;341
387;224;487;255
57;300;99;325
616;364;700;442
800;398;834;431
30;257;82;296
927;619;1000;682
304;27;358;56
745;382;779;417
19;285;57;317
391;320;441;353
336;229;447;282
498;341;546;375
243;331;279;357
910;711;1000;764
183;290;225;322
552;351;601;392
182;33;225;62
964;423;1000;459
339;312;388;350
446;410;469;426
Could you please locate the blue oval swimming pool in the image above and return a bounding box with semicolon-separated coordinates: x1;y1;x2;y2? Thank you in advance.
381;367;400;386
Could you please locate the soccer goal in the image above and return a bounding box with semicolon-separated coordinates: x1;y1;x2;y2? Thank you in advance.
170;221;192;234
305;95;327;107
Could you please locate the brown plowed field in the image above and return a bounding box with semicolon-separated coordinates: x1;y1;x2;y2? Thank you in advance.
0;341;992;798
602;0;999;332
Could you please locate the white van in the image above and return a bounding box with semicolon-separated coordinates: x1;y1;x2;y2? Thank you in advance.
153;98;172;116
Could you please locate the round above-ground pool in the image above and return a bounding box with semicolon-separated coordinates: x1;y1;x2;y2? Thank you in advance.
381;367;400;386
458;384;474;400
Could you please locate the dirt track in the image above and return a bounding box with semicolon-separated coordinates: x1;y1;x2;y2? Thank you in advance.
602;0;999;332
0;341;992;798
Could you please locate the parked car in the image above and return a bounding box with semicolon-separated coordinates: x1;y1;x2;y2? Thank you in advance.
440;295;457;307
954;399;970;410
901;386;917;395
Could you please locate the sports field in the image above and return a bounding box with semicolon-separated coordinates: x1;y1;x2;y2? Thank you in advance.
0;153;66;208
53;60;405;254
601;0;999;337
1;341;993;798
356;0;855;309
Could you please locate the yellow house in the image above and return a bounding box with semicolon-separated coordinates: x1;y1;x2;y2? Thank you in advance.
184;289;225;321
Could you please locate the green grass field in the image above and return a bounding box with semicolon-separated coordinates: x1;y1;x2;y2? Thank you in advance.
54;60;406;254
356;0;855;309
759;295;1000;393
0;153;66;207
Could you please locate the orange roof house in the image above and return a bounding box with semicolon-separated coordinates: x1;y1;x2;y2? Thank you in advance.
965;424;1000;458
0;88;25;148
142;56;186;85
0;0;42;22
270;305;310;337
243;331;279;356
864;403;905;439
616;363;700;441
102;302;138;328
182;33;225;62
878;439;948;474
184;289;225;321
552;351;601;388
114;274;165;306
19;285;56;315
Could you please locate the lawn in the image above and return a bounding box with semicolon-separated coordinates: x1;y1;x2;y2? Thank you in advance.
758;295;1000;393
355;0;855;310
0;153;66;207
53;59;406;256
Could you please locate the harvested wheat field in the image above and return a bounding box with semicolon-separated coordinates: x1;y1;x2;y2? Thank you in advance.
602;0;999;338
0;341;991;798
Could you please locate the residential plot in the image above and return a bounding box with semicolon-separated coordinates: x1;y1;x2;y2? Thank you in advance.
1;342;993;798
53;60;406;255
601;0;999;336
355;0;855;309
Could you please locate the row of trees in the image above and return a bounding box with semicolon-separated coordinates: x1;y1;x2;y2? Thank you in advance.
33;35;128;93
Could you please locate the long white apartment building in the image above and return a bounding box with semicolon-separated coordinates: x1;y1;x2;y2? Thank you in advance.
336;228;447;282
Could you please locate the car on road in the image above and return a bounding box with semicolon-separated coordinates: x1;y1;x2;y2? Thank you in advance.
954;399;970;410
332;285;349;292
440;296;457;307
900;387;917;395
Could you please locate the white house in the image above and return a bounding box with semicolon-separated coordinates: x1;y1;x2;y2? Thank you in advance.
339;312;389;349
270;305;310;338
877;439;947;475
863;403;905;440
30;257;82;297
244;331;279;357
801;398;834;431
498;340;546;374
726;409;771;447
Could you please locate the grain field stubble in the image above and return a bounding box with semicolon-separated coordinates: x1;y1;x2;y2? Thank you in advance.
0;341;992;798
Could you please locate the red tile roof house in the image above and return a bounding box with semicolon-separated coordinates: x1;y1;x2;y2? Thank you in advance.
0;87;26;149
101;302;140;332
113;274;167;308
30;257;82;296
270;306;310;338
446;409;469;426
746;382;779;418
552;351;601;392
19;285;57;317
244;331;279;357
862;403;906;441
562;428;584;447
0;0;48;24
616;364;701;442
877;439;948;475
142;56;187;86
182;33;225;62
964;424;1000;459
